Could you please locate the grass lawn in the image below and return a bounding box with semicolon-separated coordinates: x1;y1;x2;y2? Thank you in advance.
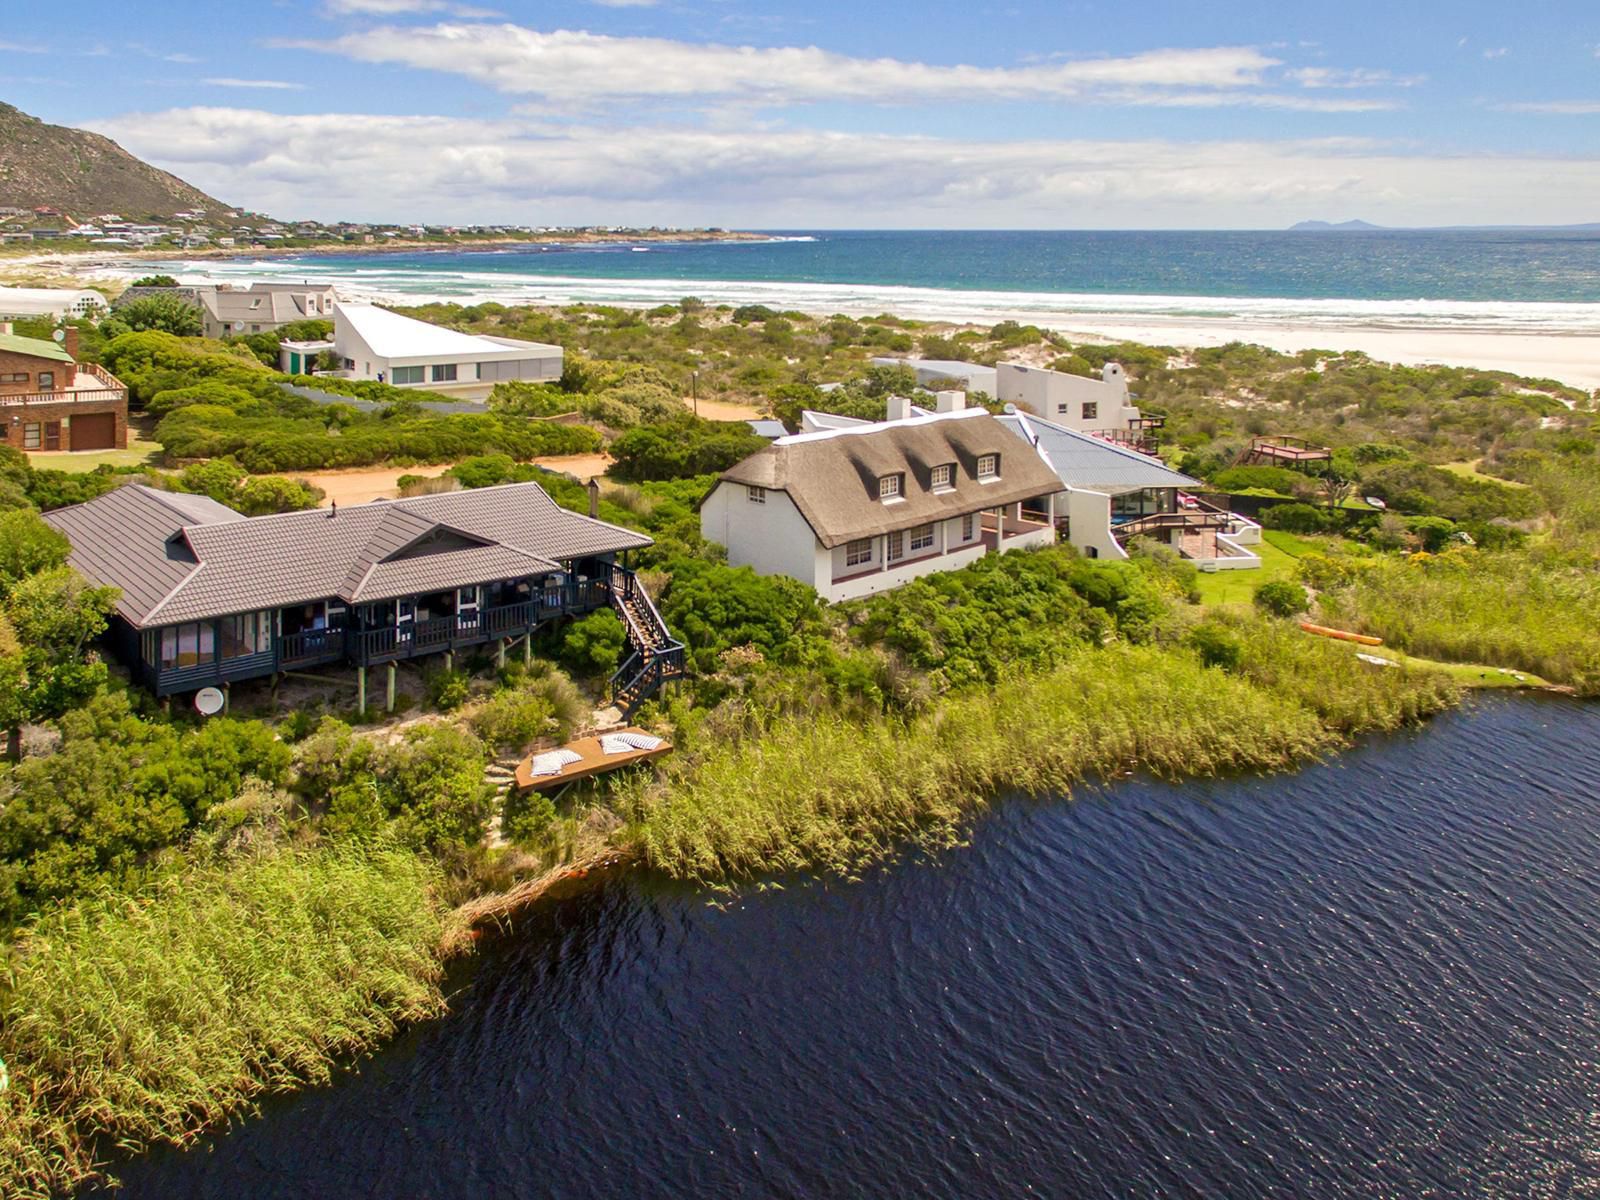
1193;529;1308;608
25;433;162;473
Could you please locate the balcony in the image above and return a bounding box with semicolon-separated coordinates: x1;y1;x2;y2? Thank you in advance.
0;363;127;409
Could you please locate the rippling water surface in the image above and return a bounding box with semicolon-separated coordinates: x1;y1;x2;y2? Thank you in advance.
111;696;1600;1198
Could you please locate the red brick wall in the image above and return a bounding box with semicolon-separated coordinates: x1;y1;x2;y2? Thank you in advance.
0;348;78;396
0;396;127;451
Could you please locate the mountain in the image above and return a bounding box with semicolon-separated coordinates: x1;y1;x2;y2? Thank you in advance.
1290;219;1385;232
0;101;231;220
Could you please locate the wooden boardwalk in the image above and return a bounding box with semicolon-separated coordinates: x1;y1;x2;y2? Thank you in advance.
513;726;672;792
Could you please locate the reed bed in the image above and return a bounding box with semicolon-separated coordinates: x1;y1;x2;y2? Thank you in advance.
0;843;447;1199
629;638;1459;883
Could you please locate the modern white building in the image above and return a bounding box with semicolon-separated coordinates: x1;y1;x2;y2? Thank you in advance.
0;287;109;320
279;303;563;400
870;356;1149;440
700;394;1063;603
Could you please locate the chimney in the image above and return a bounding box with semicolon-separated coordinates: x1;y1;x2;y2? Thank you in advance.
587;477;600;518
935;389;966;414
885;394;911;423
63;326;79;360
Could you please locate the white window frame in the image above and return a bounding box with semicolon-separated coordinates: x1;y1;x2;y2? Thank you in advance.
961;513;976;541
747;485;767;504
930;463;954;492
909;524;936;553
431;363;458;383
976;454;999;480
844;538;873;567
878;473;902;502
886;530;904;562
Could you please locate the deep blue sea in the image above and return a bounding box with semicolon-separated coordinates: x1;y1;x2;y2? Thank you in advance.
145;229;1600;335
106;695;1600;1198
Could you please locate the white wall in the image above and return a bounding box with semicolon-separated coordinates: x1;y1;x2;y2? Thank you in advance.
825;539;988;602
1060;488;1127;560
997;363;1140;432
700;483;824;590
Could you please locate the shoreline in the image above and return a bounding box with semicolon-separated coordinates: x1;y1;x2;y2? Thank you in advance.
13;243;1595;391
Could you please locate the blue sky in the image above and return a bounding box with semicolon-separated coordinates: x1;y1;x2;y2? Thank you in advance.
2;0;1596;227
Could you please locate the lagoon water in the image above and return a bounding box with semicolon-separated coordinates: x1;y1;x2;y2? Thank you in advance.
109;694;1600;1198
149;229;1600;334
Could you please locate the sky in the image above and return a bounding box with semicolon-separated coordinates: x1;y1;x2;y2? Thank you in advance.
2;0;1597;228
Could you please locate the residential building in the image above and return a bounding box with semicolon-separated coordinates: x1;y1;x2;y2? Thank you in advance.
0;286;109;319
996;407;1261;570
871;356;998;395
700;394;1063;603
198;282;337;338
43;481;684;711
0;324;128;452
871;356;1156;445
279;303;563;400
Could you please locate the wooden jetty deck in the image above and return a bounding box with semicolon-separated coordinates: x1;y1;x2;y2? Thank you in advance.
513;726;673;792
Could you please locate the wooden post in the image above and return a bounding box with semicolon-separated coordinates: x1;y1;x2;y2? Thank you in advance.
444;649;454;672
523;634;532;666
386;662;397;712
357;666;367;715
496;638;506;669
222;683;230;714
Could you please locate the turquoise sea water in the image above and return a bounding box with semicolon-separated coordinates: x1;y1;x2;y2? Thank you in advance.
146;229;1600;334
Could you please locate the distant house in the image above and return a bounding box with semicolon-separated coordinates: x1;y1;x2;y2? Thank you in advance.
700;394;1063;603
872;356;1153;444
0;324;128;452
43;481;683;710
0;286;109;319
279;303;563;400
198;282;337;338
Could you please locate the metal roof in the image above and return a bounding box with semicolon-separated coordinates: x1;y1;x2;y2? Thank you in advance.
337;303;560;362
0;331;72;363
995;412;1198;493
44;481;650;628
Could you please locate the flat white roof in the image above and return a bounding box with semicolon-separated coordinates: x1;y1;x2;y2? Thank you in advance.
774;405;984;447
336;302;560;363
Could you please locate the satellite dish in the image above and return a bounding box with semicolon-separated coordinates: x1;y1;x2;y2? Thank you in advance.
194;687;225;716
52;329;66;343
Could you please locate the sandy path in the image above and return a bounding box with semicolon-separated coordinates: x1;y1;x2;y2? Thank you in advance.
680;396;767;422
278;452;615;507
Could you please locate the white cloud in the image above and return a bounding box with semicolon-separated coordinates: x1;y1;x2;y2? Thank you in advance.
1499;100;1600;114
1483;47;1509;59
0;39;46;53
286;23;1397;111
324;0;503;15
164;52;203;63
201;77;308;89
1287;67;1424;89
85;106;1600;229
589;0;659;6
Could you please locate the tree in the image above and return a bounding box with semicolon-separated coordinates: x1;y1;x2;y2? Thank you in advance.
102;295;204;338
129;274;180;288
0;509;70;598
559;609;627;676
4;568;119;737
1320;474;1355;510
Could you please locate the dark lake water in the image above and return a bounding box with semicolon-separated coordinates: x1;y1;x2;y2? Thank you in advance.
109;695;1600;1198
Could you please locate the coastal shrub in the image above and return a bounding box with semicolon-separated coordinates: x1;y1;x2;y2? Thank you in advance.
608;419;768;482
1259;502;1332;533
425;667;472;711
0;509;70;598
660;558;823;673
468;686;557;753
1207;465;1307;495
560;609;627;677
0;843;446;1199
1188;622;1244;671
1253;580;1309;617
501;788;559;846
373;724;493;856
101;294;204;338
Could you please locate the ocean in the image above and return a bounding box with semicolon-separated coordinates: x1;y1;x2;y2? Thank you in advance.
141;228;1600;336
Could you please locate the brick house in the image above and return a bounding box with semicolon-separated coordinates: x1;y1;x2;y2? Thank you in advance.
0;325;129;452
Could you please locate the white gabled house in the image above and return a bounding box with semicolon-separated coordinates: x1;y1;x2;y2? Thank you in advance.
700;395;1063;603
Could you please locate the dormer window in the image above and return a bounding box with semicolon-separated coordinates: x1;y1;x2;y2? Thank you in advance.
930;463;954;492
879;473;903;502
976;454;999;481
747;485;767;504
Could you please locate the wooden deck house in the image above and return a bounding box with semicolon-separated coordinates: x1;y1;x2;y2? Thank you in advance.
44;482;684;712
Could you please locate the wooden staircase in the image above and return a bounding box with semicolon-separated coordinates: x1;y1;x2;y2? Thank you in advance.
606;565;686;717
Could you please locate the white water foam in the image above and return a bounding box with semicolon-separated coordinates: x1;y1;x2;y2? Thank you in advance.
112;257;1600;337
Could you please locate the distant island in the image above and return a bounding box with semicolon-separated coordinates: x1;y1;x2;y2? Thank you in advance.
1292;218;1600;232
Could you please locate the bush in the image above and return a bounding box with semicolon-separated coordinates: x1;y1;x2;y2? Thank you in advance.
1259;502;1331;534
373;724;492;855
560;609;627;677
468;687;556;753
1189;622;1245;671
501;788;558;845
425;668;472;711
1254;580;1309;617
608;419;768;482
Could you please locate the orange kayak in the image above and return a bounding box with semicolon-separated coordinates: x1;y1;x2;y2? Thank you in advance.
1299;621;1383;646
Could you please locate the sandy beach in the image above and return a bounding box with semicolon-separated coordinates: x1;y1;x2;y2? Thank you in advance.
8;247;1598;393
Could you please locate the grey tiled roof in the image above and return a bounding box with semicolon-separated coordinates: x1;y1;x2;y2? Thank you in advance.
45;481;650;628
717;410;1064;548
996;412;1198;494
